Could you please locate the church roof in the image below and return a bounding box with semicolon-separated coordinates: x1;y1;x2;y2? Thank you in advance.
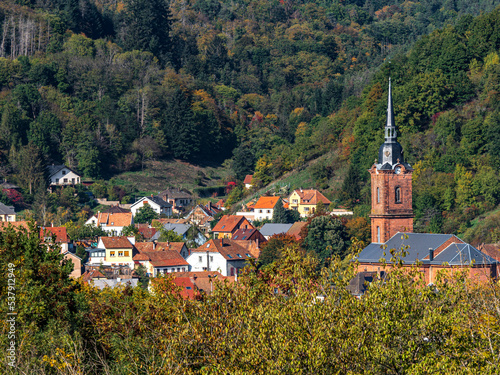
358;232;497;266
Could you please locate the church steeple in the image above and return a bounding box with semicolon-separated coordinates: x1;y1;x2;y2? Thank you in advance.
376;78;409;170
385;77;396;143
369;77;414;243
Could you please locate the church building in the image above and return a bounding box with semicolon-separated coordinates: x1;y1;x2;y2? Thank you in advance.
356;79;498;285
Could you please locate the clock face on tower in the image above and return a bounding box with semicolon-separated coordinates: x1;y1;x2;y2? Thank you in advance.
395;166;402;174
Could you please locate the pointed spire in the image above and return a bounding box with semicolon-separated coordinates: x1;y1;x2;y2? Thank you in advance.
385;77;397;143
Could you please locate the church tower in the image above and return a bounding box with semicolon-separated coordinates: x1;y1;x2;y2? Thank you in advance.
369;79;413;243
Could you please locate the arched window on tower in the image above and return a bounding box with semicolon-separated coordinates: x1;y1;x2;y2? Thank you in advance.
395;187;401;203
377;187;380;203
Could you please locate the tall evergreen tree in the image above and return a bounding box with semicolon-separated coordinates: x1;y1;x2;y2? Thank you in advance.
164;88;200;161
121;0;172;64
272;199;288;223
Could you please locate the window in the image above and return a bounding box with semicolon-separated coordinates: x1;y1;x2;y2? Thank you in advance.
62;170;66;175
395;187;401;203
377;226;380;243
292;199;298;204
210;256;213;262
377;187;380;203
55;179;59;184
267;210;270;213
63;178;68;183
259;210;263;213
110;251;116;257
237;254;242;258
227;254;233;259
304;207;310;211
118;251;123;257
199;256;203;262
230;268;235;276
124;251;129;257
72;178;75;184
245;253;251;257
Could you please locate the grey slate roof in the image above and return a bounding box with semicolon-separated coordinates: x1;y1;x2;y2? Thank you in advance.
149;196;172;208
260;223;293;237
91;278;139;289
358;232;497;266
0;202;15;215
47;164;80;178
151;223;191;240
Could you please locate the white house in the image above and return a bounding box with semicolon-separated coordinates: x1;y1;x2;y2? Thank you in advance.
187;238;253;276
85;212;133;236
48;165;81;187
0;203;16;222
130;196;172;217
253;196;281;221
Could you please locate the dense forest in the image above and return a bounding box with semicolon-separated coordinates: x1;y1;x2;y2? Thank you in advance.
1;0;500;241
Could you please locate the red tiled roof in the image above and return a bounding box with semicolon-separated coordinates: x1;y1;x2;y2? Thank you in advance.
40;226;68;243
97;212;132;227
156;242;187;253
215;199;225;209
253;196;280;209
212;215;253;233
82;269;106;282
152;218;188;226
192;238;254;261
172;277;197;299
243;174;253;184
0;221;29;230
140;250;189;267
100;236;133;249
293;189;331;205
135;242;155;253
287;221;308;240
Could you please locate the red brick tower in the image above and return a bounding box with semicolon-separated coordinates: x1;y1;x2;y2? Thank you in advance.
369;79;413;243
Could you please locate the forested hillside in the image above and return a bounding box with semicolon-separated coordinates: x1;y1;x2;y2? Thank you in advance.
1;0;500;241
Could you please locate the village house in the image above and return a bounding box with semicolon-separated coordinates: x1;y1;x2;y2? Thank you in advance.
40;226;73;253
133;242;190;276
158;188;194;214
0;202;16;222
185;202;223;233
95;236;136;269
187;238;254;276
288;189;331;217
253;196;281;221
47;164;81;188
232;228;266;243
63;252;82;278
167;271;236;299
130;195;172;217
211;215;254;239
243;174;253;189
85;212;133;236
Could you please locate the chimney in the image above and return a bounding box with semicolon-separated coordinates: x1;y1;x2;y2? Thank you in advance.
429;248;434;261
206;249;210;271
